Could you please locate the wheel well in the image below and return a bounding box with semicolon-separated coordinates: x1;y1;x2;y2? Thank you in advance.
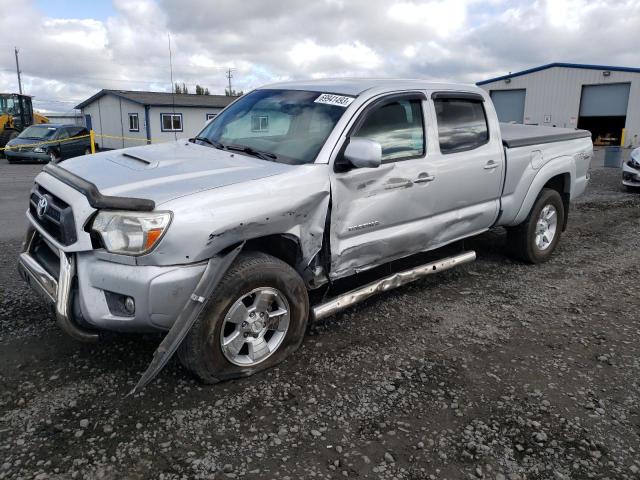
243;234;303;271
542;174;570;230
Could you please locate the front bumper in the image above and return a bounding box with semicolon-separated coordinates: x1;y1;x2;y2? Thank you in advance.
18;229;99;342
6;149;49;163
19;230;208;337
622;161;640;187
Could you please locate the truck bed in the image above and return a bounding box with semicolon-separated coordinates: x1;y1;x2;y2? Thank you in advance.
500;123;592;148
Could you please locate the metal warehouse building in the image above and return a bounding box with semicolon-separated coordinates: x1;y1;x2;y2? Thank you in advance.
478;63;640;148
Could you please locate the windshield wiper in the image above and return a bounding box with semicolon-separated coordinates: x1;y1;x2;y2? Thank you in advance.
189;136;224;150
224;144;278;161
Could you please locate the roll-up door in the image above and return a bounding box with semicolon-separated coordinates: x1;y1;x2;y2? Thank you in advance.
578;83;630;146
579;83;630;117
490;89;526;124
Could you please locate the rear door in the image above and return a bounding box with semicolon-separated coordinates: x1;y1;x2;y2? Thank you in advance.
329;92;439;279
55;128;71;158
63;127;88;158
422;92;503;246
71;127;89;157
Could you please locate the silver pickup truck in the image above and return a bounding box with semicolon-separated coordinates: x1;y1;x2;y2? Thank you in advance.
18;79;592;389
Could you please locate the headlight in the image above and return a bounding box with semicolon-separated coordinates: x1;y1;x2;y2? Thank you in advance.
92;211;171;255
630;150;640;169
33;147;45;153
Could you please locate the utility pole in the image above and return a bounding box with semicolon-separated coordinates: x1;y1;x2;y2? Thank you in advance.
14;47;23;94
226;68;234;96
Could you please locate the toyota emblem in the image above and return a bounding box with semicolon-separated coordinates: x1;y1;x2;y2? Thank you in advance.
36;197;48;218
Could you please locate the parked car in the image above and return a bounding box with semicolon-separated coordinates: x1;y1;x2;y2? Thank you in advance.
18;79;593;391
5;124;91;164
622;147;640;190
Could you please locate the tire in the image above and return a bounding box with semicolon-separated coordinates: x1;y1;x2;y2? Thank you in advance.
84;147;91;155
508;188;565;264
49;150;60;163
0;130;18;158
178;251;309;383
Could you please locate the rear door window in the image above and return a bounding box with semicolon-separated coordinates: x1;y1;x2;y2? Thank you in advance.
353;98;425;162
434;98;489;153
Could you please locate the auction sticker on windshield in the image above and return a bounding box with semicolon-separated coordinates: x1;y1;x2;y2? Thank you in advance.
314;93;355;107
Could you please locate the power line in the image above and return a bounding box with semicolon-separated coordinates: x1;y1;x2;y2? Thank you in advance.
168;33;177;140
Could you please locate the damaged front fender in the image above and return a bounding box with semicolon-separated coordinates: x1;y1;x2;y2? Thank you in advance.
128;243;244;395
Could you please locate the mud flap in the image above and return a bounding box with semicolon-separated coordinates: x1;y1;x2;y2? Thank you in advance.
128;243;244;395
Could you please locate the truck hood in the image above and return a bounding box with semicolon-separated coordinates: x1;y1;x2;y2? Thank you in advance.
58;140;295;206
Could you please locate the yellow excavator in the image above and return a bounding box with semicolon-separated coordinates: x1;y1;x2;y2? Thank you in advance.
0;93;49;154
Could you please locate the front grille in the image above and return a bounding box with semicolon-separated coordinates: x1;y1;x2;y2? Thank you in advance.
29;184;78;246
31;233;60;279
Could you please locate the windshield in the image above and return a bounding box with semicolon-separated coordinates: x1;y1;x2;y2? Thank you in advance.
18;125;58;139
0;95;16;115
197;89;353;164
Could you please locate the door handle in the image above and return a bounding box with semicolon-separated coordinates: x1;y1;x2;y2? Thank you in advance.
484;160;499;170
414;174;436;183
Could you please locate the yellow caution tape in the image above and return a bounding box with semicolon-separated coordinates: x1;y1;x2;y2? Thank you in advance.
2;130;153;153
93;133;151;143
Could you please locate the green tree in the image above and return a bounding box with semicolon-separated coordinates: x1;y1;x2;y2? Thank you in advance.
225;88;243;97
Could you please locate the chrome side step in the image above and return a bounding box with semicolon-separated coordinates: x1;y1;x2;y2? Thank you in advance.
311;251;476;321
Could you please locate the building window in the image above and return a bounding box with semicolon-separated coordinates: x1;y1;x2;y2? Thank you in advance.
206;113;217;121
128;113;139;132
251;115;269;132
161;113;183;132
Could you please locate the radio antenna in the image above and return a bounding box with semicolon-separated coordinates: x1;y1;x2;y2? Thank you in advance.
168;33;177;140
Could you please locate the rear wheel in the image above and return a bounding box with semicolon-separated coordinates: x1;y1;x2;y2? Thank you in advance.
178;251;309;383
508;188;564;263
49;150;60;163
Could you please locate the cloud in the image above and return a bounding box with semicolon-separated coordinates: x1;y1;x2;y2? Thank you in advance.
0;0;638;112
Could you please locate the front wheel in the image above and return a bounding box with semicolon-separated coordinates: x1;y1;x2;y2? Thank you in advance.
49;150;60;163
508;188;565;264
178;251;309;383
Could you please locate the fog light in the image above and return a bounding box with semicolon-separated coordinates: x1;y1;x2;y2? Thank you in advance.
124;296;135;314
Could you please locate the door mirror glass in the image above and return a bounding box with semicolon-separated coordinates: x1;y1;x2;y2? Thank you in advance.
343;137;382;169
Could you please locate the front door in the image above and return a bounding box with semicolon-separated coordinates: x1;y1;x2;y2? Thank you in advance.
329;93;439;279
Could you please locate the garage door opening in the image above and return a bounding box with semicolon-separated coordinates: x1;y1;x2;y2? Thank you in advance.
577;83;630;146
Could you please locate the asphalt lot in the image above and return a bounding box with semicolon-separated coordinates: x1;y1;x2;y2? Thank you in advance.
1;149;640;480
0;162;42;242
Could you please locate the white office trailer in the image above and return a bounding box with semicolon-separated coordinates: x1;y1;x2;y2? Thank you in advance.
75;90;236;150
478;63;640;147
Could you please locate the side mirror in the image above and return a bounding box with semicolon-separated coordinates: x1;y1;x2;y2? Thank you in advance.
343;138;382;169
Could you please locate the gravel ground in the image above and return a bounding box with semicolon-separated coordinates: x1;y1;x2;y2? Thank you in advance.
1;155;640;480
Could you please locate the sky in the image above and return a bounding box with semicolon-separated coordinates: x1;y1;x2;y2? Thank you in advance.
1;0;639;113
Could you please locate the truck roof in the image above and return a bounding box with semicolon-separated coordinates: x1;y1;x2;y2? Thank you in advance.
261;78;480;96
